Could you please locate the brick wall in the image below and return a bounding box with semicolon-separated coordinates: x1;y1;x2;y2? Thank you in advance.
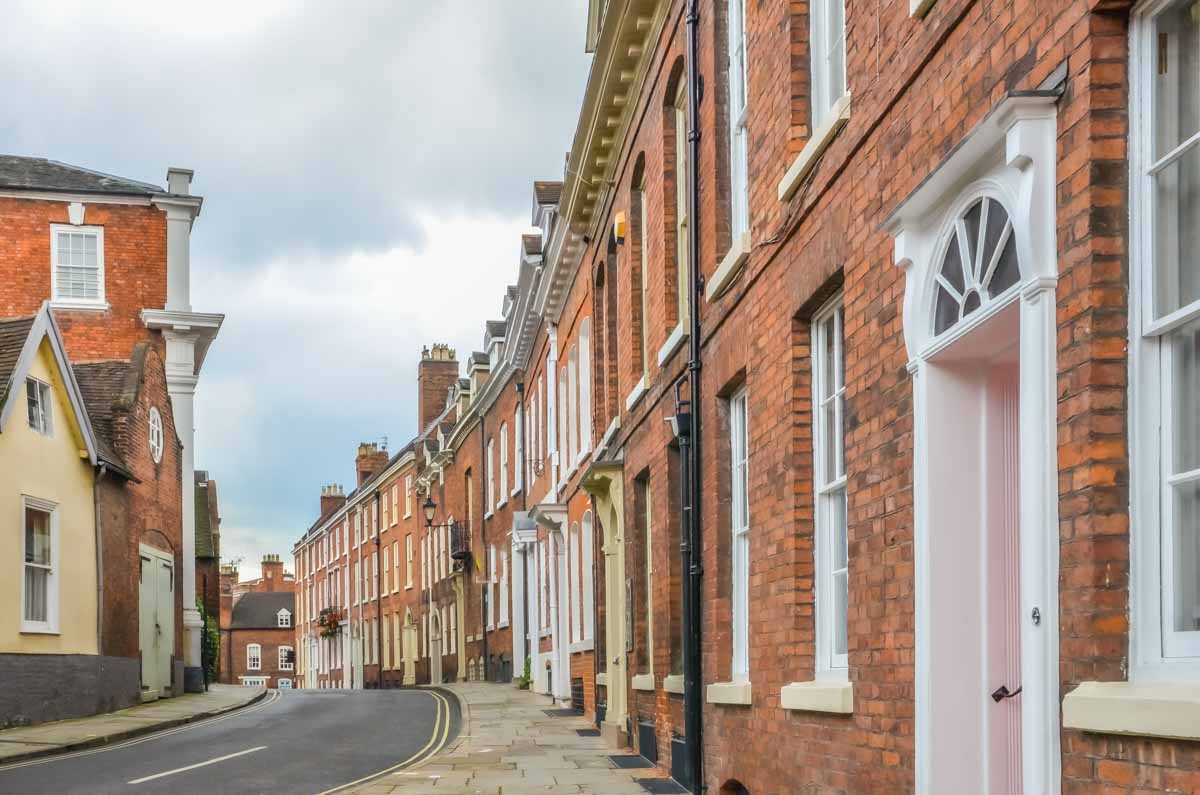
227;628;296;687
0;198;167;361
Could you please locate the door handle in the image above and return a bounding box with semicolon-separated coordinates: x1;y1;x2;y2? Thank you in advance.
990;684;1022;702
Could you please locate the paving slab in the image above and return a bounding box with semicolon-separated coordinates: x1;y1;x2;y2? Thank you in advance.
345;683;680;794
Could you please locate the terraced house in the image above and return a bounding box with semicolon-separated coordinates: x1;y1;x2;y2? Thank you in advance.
288;0;1200;790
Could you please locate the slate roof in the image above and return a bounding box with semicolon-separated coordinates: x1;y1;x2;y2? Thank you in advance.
230;592;295;630
0;315;36;412
72;354;147;478
0;156;163;196
534;181;563;206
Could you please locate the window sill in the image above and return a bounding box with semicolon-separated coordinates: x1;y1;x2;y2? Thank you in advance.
706;231;752;301
539;628;552;638
485;511;494;520
780;679;854;714
596;416;621;457
706;680;752;706
569;639;595;654
664;674;685;694
20;625;60;636
497;498;508;510
510;486;522;499
778;93;852;202
657;324;688;367
625;377;648;412
632;673;655;691
405;584;413;590
910;0;936;17
596;672;608;686
497;620;509;629
50;299;109;312
1063;681;1200;741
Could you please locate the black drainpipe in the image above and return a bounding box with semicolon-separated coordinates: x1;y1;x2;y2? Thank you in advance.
375;489;383;688
683;0;704;791
517;380;531;682
480;410;489;682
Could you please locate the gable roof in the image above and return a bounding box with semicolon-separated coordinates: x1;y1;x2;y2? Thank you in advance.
0;316;36;410
0;305;99;465
230;592;295;630
0;156;163;197
72;360;133;476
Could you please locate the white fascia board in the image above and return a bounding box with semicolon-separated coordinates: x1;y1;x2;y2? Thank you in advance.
0;189;152;206
0;305;99;464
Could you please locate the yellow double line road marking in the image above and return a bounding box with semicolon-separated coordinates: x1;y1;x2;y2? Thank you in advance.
317;689;453;795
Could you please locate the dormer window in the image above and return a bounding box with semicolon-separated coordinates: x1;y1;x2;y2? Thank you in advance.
277;609;292;628
50;225;105;308
26;378;52;436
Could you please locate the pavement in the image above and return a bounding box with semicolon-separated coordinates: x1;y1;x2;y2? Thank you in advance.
348;682;683;795
0;684;266;765
0;687;456;794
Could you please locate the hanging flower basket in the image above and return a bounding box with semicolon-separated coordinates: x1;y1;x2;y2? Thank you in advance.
318;607;342;638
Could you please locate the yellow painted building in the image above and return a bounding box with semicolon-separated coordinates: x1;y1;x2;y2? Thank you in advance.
0;308;99;657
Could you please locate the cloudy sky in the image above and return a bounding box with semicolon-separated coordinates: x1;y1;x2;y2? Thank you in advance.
0;2;592;579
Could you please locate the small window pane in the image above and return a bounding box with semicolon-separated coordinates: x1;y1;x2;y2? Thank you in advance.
1153;147;1200;317
963;200;983;275
1172;480;1200;632
935;286;959;336
940;232;965;294
963;290;982;316
1154;1;1200;160
1172;318;1200;474
988;234;1021;298
26;507;51;565
982;200;1010;268
833;569;848;655
832;489;848;570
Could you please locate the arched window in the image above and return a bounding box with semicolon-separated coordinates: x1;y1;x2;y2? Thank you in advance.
579;317;592;453
932;197;1020;336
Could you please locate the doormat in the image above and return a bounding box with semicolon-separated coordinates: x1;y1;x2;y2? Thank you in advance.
609;755;655;769
576;728;601;737
544;708;583;717
636;778;688;794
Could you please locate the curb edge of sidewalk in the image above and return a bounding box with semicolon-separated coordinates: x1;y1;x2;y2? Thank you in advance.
0;687;270;767
430;685;470;758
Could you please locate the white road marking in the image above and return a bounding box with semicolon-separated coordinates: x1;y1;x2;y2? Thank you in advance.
127;745;267;784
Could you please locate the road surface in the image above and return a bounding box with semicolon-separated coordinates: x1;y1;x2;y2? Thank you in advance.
0;687;458;794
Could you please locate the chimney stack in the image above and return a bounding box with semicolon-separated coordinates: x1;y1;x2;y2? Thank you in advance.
261;554;284;589
356;443;389;486
419;344;459;433
320;483;346;517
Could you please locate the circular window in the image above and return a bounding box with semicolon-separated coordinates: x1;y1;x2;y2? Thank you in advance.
932;197;1021;336
148;407;164;464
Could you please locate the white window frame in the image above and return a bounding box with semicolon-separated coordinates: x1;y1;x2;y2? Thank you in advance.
487;439;496;514
813;294;849;675
277;678;293;689
279;645;294;671
25;378;53;437
240;676;267;687
1131;0;1200;676
404;476;413;518
247;643;262;671
277;608;292;628
499;423;509;506
583;511;595;641
383;546;390;594
391;540;399;592
406;534;414;588
727;0;750;239
49;224;106;309
21;496;59;634
513;407;523;495
729;387;750;680
147;407;164;463
674;81;691;330
580;318;593;453
500;548;510;626
809;0;848;132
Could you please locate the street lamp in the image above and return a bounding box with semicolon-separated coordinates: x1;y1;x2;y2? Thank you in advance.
423;496;437;528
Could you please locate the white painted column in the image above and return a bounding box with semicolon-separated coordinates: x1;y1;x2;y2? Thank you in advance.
511;541;527;677
546;324;559;486
554;529;571;702
1018;282;1061;795
548;533;560;699
164;209;192;312
164;359;203;687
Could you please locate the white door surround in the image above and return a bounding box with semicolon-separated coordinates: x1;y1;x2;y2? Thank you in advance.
430;610;443;685
887;93;1061;795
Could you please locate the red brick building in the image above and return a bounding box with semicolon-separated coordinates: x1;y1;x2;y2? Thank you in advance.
219;557;296;688
0;156;223;713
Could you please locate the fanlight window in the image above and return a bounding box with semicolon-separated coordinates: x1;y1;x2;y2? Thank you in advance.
933;197;1021;336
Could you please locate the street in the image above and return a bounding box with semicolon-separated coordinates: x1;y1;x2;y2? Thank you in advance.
0;689;458;795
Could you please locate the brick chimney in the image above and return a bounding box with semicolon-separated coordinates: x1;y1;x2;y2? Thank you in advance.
261;554;284;590
320;483;346;516
356;443;389;486
418;344;459;433
219;564;237;627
